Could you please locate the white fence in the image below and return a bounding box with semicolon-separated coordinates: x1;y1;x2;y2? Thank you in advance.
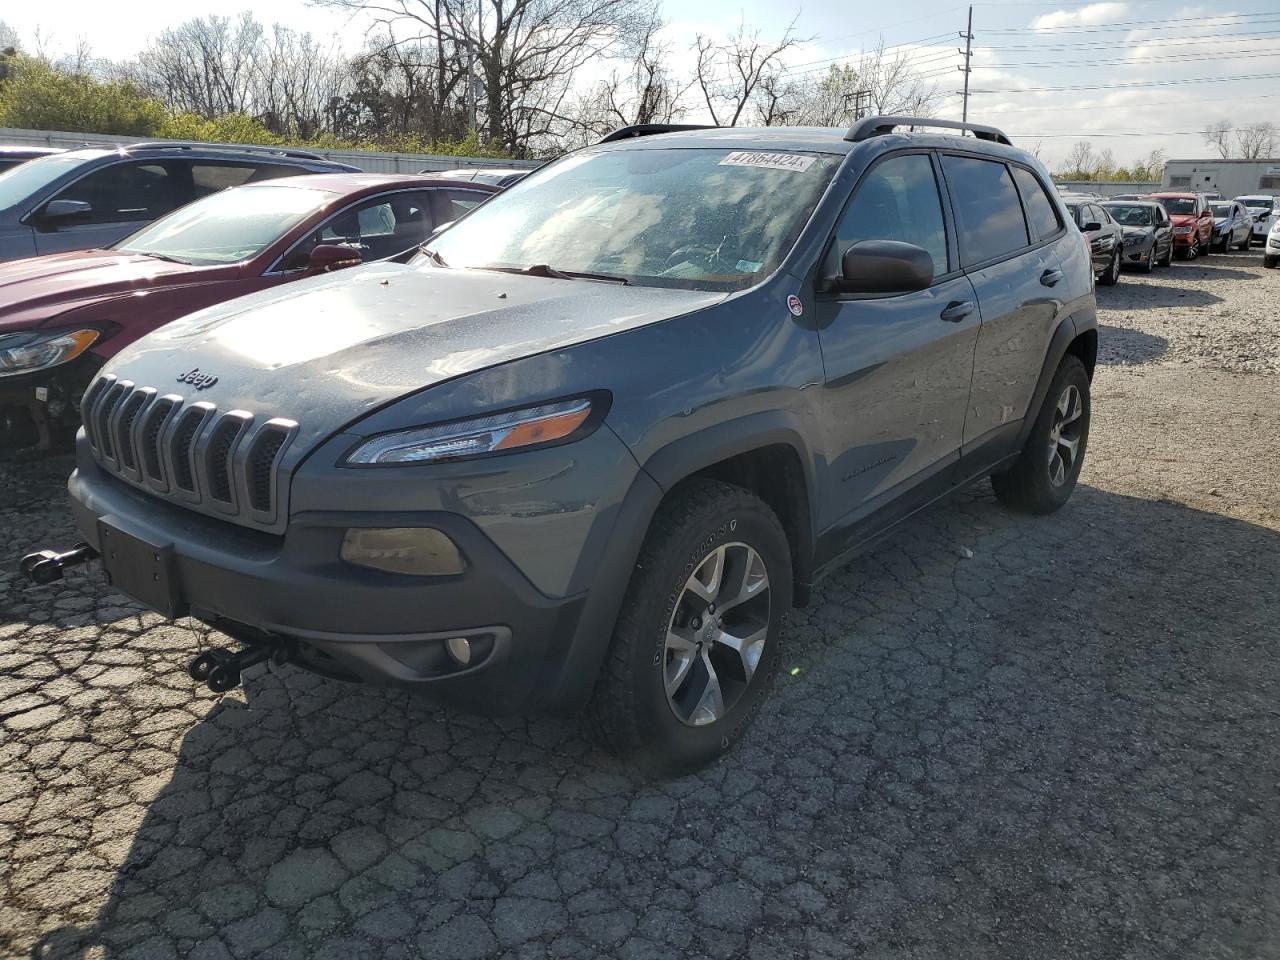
1053;180;1161;197
0;127;541;174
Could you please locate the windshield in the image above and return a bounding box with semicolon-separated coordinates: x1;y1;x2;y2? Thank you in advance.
1161;197;1197;215
425;148;842;291
0;154;87;211
116;185;332;265
1208;202;1231;217
1104;204;1156;226
1243;198;1274;213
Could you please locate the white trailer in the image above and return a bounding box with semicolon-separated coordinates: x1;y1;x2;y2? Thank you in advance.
1162;158;1280;199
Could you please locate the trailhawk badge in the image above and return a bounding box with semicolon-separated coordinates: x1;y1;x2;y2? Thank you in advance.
787;295;804;317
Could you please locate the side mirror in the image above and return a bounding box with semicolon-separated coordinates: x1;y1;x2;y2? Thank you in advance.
836;240;933;295
40;198;92;225
307;244;362;273
1083;221;1103;232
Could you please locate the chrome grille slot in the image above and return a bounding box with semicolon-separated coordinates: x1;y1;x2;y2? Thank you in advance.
86;381;295;532
244;420;297;518
202;412;253;506
169;404;215;493
94;380;130;463
113;388;152;474
80;377;110;452
139;396;181;485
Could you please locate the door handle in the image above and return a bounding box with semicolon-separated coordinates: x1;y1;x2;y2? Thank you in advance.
1040;268;1063;287
940;300;975;323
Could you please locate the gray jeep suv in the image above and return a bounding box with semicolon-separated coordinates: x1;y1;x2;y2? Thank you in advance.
26;118;1097;773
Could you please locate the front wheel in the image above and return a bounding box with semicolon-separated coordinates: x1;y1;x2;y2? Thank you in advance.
992;354;1090;514
1138;245;1155;273
1183;239;1198;261
1098;249;1121;286
589;479;792;775
1265;255;1278;269
1160;242;1174;267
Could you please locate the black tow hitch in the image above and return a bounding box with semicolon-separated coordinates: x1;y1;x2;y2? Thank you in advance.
19;543;100;585
188;640;291;694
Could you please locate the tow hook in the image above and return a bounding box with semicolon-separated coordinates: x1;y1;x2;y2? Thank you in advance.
19;543;100;585
187;641;290;694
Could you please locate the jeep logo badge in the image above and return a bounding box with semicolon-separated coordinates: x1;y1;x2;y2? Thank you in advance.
177;368;219;390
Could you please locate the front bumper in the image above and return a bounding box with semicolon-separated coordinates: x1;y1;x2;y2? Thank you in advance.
67;440;662;715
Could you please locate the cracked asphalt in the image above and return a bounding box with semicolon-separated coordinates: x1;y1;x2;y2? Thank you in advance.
3;253;1279;959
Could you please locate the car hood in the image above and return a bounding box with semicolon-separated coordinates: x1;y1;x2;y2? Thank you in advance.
1168;213;1199;227
1120;225;1155;237
102;262;727;450
0;249;211;332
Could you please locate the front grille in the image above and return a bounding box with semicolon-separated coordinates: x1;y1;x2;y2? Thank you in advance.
82;374;298;528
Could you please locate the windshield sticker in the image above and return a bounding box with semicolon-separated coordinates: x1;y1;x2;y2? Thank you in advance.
719;151;816;173
736;259;763;273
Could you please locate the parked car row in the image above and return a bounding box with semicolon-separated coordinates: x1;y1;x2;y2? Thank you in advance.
1057;186;1278;284
0;142;502;451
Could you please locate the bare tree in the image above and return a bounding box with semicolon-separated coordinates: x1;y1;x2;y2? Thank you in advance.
315;0;651;156
1131;147;1166;182
693;20;802;127
1203;119;1233;159
854;40;942;117
1235;121;1278;160
0;20;18;51
137;14;265;118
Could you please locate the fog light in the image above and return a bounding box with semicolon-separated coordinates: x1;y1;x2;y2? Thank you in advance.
340;528;465;576
445;637;472;666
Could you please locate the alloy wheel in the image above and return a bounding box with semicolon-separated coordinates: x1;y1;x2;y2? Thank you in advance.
1046;384;1084;488
663;542;771;726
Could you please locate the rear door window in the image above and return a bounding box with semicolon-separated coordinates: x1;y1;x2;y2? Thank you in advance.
281;191;437;269
435;188;491;223
941;155;1030;266
51;161;184;224
1010;166;1062;242
833;152;949;278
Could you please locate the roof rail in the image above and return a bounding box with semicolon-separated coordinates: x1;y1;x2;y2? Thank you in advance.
121;141;331;162
597;123;720;144
844;116;1012;146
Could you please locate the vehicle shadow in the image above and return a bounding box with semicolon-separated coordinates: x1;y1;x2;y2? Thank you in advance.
1095;284;1223;310
1168;254;1262;281
21;484;1280;958
1097;324;1168;364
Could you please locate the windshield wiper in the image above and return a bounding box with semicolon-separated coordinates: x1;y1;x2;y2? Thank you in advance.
480;263;629;284
419;244;449;267
137;251;192;265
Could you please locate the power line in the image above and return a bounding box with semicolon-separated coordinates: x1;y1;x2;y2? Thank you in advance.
982;11;1280;33
971;71;1280;94
981;30;1280;51
781;32;957;75
972;90;1280;115
987;47;1280;68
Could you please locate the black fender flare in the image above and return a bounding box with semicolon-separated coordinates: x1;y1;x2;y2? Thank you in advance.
538;412;821;712
1016;308;1097;449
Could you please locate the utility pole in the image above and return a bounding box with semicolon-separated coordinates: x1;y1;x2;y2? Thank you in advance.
844;89;872;121
958;5;974;123
465;39;477;133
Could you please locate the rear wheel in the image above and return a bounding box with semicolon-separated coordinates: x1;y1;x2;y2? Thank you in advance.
589;479;792;775
992;354;1090;514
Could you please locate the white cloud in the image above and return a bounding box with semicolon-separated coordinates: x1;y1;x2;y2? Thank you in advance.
1031;2;1127;31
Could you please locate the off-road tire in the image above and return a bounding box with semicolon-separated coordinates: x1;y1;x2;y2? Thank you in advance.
992;354;1091;514
588;479;792;776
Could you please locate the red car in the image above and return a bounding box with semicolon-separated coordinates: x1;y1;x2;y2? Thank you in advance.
1145;192;1214;260
0;173;498;451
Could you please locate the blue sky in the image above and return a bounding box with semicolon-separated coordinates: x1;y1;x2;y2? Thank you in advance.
6;0;1279;167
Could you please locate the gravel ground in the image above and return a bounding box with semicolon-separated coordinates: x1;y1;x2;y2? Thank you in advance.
2;253;1279;959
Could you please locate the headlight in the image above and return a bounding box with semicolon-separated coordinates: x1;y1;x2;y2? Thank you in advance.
0;329;99;377
344;396;601;465
1174;225;1193;235
1123;234;1142;246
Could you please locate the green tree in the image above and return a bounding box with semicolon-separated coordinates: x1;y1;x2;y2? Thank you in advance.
0;56;167;136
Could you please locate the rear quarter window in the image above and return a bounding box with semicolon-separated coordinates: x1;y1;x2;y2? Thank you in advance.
1010;166;1062;242
941;155;1030;266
